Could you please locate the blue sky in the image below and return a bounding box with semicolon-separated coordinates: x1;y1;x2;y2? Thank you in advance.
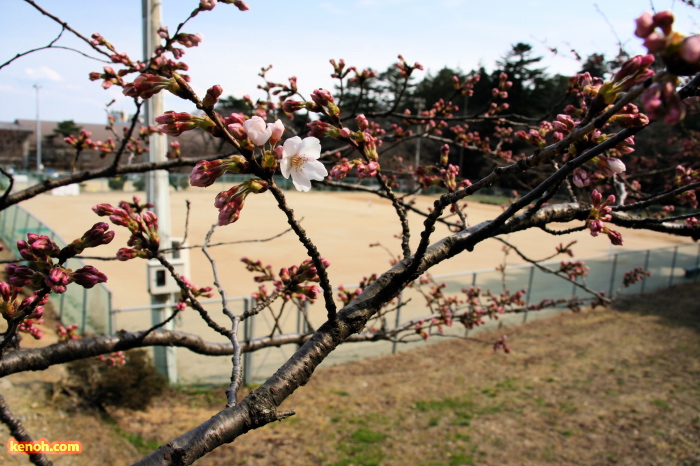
1;0;698;124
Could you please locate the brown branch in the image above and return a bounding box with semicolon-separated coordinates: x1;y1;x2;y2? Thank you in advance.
0;394;53;465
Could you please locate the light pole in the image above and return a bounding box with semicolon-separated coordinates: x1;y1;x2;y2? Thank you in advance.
33;84;42;173
143;0;177;383
414;98;426;170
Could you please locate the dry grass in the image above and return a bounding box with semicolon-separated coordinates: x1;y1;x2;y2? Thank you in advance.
2;282;700;465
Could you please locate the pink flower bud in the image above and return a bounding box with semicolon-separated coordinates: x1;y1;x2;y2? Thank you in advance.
653;10;674;35
72;265;108;289
202;84;223;108
635;12;655;38
243;115;272;146
267;119;285;145
46;267;71;293
311;89;335;108
116;248;138;261
681;35;700;64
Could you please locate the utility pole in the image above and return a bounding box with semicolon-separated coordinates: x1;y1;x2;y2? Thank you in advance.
414;98;425;171
33;84;42;173
143;0;177;382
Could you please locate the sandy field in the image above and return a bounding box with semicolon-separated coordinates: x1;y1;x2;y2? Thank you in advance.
16;184;695;383
20;186;692;310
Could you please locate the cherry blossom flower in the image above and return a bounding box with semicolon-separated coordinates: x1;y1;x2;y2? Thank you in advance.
280;136;328;192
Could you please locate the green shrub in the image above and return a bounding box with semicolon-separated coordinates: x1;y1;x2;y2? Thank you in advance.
63;349;167;411
132;176;145;191
107;176;126;191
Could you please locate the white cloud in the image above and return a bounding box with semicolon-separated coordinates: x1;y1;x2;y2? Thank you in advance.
24;66;63;82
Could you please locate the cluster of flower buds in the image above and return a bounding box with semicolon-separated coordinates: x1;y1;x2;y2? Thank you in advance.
198;0;249;12
89;66;125;90
492;72;512;99
174;276;214;311
452;73;481;97
329;58;355;80
636;11;700;75
395;54;424;77
244;257;329;303
559;260;589;280
64;129;98;151
674;165;699;208
337;274;377;306
633;11;700;124
608;103;650;129
586;189;623;245
18;318;44;340
56;323;80;342
93;197;159;260
457;287;527;330
5;225;111;302
189;156;250;187
414;164;460;192
329;158;379;181
123;73;195;103
309;89;339;118
214;179;269;226
349;67;378;86
622;267;651;288
0;282;48;337
96;351;126;366
591;55;655;114
155;110;217;137
165;141;181;159
493;335;511;354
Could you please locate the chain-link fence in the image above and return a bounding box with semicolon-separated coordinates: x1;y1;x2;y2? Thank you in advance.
108;242;700;385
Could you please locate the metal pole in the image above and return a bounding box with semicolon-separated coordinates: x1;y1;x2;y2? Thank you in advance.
608;254;618;298
108;290;114;334
414;98;425;170
641;249;650;294
465;272;477;337
243;298;253;386
668;245;678;288
392;292;403;355
143;0;177;383
81;287;88;333
33;84;42;172
695;244;700;282
523;267;534;323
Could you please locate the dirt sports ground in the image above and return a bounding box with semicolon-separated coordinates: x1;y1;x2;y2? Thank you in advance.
0;186;698;464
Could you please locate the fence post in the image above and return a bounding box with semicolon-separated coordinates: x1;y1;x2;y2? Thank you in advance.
81;287;88;333
243;298;254;386
465;272;478;337
108;290;114;335
523;267;534;323
668;245;679;288
695;244;700;282
641;249;651;294
392;292;403;354
608;254;619;298
0;206;7;237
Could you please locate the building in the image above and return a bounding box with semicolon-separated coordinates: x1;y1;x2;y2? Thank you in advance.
0;122;33;169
